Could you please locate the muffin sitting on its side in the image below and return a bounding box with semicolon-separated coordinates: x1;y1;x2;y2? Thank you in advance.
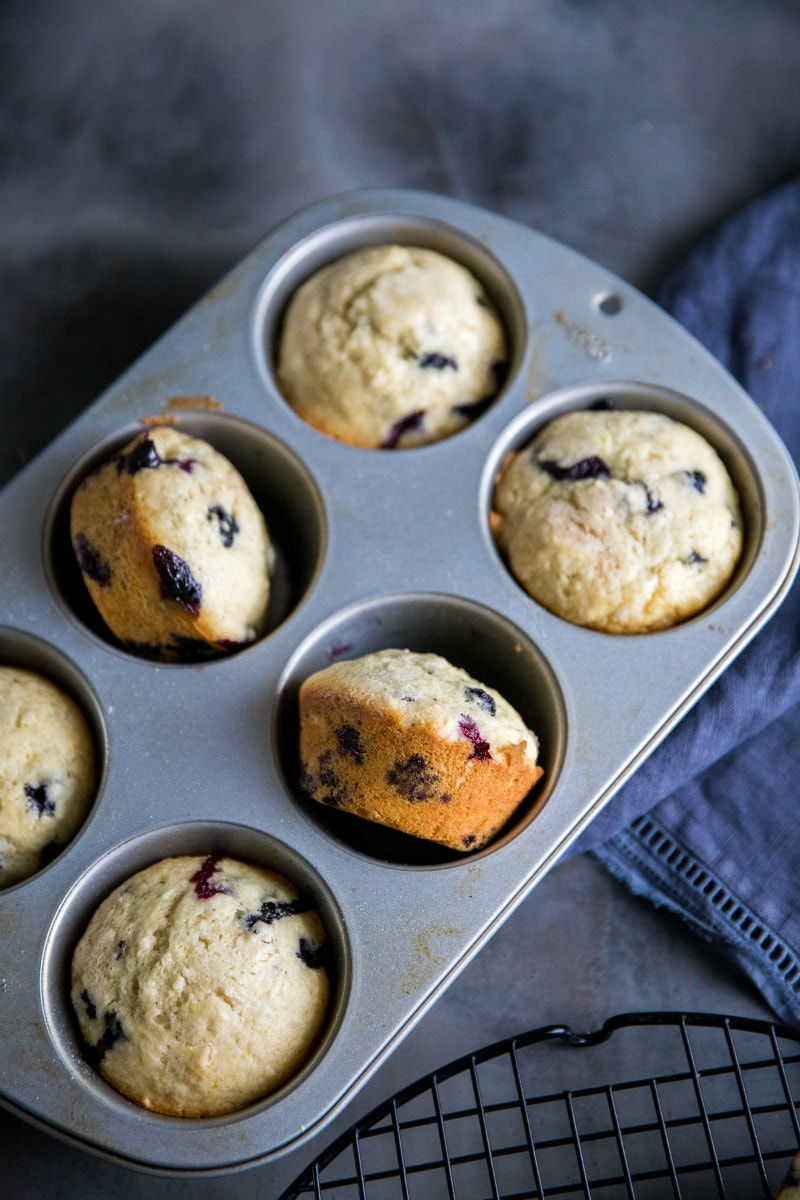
71;855;331;1118
298;648;542;852
492;408;743;634
276;244;508;449
0;667;96;888
70;425;273;661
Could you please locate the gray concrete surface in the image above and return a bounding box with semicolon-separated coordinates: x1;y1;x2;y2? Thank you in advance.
1;2;799;1195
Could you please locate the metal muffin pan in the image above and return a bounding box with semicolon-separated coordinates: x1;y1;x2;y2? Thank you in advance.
0;188;798;1175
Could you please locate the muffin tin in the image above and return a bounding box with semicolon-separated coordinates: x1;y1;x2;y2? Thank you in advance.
0;188;798;1175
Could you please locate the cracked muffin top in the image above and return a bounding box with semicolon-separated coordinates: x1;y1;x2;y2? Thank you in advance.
71;854;330;1117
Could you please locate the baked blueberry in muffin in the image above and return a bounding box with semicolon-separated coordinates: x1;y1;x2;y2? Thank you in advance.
0;667;96;887
298;648;542;851
277;245;508;449
491;408;743;633
70;425;274;661
71;855;330;1117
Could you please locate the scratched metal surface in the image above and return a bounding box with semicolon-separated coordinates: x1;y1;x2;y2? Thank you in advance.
0;189;798;1174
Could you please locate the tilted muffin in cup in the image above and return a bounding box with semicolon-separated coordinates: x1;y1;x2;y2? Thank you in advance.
276;244;508;449
71;855;331;1117
70;425;274;661
298;648;542;851
492;407;743;634
0;667;96;888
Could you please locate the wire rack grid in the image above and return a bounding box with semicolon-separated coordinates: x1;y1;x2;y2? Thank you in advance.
279;1012;800;1200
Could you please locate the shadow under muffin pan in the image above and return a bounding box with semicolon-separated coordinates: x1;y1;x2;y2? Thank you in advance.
0;188;797;1174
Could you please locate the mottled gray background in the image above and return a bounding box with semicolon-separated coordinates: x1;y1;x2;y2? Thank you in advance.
2;1;800;1195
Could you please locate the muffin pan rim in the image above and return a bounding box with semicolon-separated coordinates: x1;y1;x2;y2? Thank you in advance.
0;186;796;1172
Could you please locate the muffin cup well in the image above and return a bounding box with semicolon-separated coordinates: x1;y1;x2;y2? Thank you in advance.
0;627;107;888
40;820;349;1123
43;411;327;662
273;592;564;867
252;214;527;448
482;380;762;633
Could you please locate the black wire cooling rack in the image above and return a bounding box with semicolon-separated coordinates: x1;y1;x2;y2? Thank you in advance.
279;1012;800;1200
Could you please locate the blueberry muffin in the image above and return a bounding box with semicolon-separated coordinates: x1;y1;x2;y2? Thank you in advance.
299;649;542;851
276;244;508;449
492;408;743;634
70;426;273;661
0;667;96;888
71;855;331;1118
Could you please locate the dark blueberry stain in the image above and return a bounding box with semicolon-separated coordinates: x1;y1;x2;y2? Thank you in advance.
317;751;338;789
418;352;457;370
310;751;349;807
440;793;452;804
208;504;239;548
244;897;309;931
336;725;364;764
402;695;416;703
116;433;161;474
458;715;492;761
297;938;328;970
645;488;663;514
476;294;489;308
190;855;232;900
327;642;353;661
80;988;97;1020
537;454;610;482
687;470;707;493
84;1010;126;1068
216;638;245;651
382;410;425;449
73;532;112;586
24;782;55;818
464;686;496;716
463;834;477;847
684;550;708;565
386;754;441;802
114;940;127;960
116;433;196;475
152;545;202;614
589;396;617;411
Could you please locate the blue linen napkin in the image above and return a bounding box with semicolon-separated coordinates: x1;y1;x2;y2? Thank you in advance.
569;177;800;1025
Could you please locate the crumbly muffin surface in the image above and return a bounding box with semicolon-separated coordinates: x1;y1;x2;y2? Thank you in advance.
0;667;96;888
70;426;273;660
492;408;743;633
71;855;330;1118
299;649;542;851
277;245;508;449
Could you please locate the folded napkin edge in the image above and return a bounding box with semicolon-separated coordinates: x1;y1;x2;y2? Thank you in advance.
594;816;800;1027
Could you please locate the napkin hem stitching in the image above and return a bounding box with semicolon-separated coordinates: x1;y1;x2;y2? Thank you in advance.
594;815;800;1024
